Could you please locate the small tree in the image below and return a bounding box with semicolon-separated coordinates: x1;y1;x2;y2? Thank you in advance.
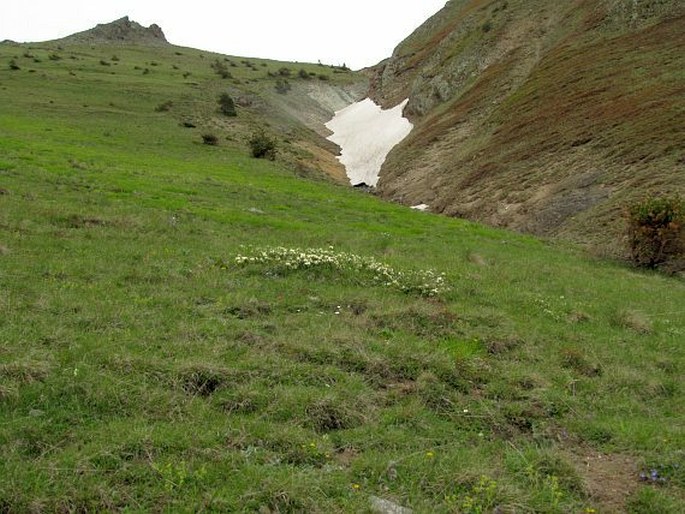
248;129;277;160
626;194;684;270
218;93;237;117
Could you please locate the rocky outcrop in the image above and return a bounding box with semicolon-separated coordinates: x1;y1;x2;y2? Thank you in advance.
58;16;168;45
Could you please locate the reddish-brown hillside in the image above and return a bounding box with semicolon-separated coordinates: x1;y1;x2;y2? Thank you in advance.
370;0;684;256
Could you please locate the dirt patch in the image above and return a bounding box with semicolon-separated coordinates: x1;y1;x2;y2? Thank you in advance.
334;446;360;467
571;450;640;512
294;140;348;183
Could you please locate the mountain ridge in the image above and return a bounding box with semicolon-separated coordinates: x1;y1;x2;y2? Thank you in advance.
369;0;685;257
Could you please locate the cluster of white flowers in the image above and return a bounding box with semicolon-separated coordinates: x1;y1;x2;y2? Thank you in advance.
234;246;449;297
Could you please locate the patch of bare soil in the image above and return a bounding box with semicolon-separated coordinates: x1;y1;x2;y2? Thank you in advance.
294;140;348;183
571;450;640;512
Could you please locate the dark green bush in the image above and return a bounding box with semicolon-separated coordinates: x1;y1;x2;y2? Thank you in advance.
275;79;291;94
298;68;310;80
218;93;237;117
248;129;277;160
211;59;232;79
627;194;684;270
202;134;219;146
8;59;20;71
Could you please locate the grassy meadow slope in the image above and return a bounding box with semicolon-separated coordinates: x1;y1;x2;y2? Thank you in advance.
1;37;684;512
370;0;685;257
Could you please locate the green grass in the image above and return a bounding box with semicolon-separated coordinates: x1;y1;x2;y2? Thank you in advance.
1;40;684;512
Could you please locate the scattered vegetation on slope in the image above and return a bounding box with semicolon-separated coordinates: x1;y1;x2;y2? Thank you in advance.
0;25;683;513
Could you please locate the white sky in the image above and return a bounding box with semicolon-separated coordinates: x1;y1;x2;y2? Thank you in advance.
1;1;447;70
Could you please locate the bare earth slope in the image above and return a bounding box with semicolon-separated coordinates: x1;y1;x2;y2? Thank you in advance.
369;0;685;256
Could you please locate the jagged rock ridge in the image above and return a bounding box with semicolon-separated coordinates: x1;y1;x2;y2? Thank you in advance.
58;16;168;45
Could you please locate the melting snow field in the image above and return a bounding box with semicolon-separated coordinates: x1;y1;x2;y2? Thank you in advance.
325;98;413;187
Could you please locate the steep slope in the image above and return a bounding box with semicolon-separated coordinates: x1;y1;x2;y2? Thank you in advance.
370;0;685;256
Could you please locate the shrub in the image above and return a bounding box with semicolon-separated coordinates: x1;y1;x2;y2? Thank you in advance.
298;68;310;79
248;129;277;160
211;59;232;79
232;246;449;297
275;79;291;94
218;93;237;117
8;59;20;71
626;194;684;269
201;134;218;146
155;100;173;112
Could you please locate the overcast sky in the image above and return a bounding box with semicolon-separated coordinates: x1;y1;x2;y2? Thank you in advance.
2;1;447;70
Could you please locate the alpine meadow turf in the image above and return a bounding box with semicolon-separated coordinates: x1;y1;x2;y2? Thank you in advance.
1;40;684;513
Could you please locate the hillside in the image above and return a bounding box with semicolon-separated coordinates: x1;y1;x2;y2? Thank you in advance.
369;0;685;257
1;18;684;513
9;17;367;184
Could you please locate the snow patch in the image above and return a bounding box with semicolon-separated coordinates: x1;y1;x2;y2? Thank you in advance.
411;204;430;211
325;98;413;187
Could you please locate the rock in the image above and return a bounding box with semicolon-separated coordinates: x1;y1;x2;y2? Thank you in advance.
369;495;413;514
353;182;374;193
58;16;169;46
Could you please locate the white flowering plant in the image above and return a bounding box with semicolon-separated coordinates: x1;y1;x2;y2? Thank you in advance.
231;246;449;297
